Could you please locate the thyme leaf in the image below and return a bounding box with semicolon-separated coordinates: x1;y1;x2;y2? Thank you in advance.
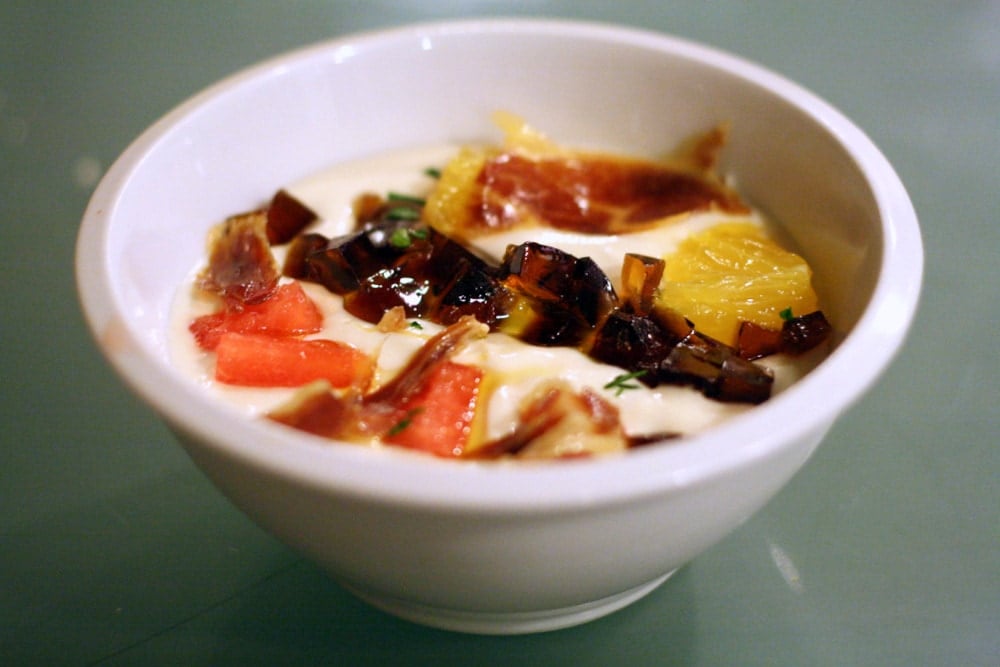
387;407;425;436
385;205;421;222
388;227;413;248
388;226;429;249
387;191;426;206
603;370;648;396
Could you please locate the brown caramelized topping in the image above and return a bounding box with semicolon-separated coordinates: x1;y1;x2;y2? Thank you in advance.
472;153;748;235
283;208;813;405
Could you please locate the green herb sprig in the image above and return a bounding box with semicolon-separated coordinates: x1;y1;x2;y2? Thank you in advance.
388;408;425;436
387;192;426;206
385;206;422;222
388;226;429;249
603;370;649;397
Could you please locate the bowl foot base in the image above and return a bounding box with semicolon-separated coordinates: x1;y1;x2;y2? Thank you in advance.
343;570;675;635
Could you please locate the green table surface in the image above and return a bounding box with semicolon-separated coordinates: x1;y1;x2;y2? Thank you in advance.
2;2;997;665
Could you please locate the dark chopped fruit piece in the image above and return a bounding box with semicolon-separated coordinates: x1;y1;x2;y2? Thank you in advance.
621;253;665;315
737;321;784;360
497;242;618;346
283;203;783;404
284;223;422;298
502;243;617;327
436;261;512;326
736;310;832;360
648;303;697;343
781;310;832;353
197;211;279;306
285;215;511;327
266;189;318;245
661;333;773;403
352;192;385;224
343;249;436;323
589;310;678;373
591;307;773;404
282;233;346;289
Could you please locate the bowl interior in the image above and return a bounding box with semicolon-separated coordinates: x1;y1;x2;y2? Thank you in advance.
77;19;921;508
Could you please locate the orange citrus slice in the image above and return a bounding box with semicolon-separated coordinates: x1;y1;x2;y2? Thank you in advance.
657;222;818;346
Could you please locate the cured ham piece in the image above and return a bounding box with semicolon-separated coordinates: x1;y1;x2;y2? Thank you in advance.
196;211;280;307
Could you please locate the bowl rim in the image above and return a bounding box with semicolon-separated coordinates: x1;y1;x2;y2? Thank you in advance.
76;17;923;514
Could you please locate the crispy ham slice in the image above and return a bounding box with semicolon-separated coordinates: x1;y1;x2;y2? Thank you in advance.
196;211;280;307
425;115;747;237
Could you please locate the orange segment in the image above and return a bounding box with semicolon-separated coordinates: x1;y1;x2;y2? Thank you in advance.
423;147;490;238
657;222;818;346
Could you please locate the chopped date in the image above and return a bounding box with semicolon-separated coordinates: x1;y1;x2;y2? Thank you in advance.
737;311;833;360
283;210;808;404
781;310;833;354
266;189;319;245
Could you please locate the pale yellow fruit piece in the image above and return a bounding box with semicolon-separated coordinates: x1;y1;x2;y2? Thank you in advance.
423;112;568;237
492;110;566;156
658;222;818;346
423;146;489;237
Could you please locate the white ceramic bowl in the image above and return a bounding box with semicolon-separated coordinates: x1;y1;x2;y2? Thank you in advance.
76;19;922;634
